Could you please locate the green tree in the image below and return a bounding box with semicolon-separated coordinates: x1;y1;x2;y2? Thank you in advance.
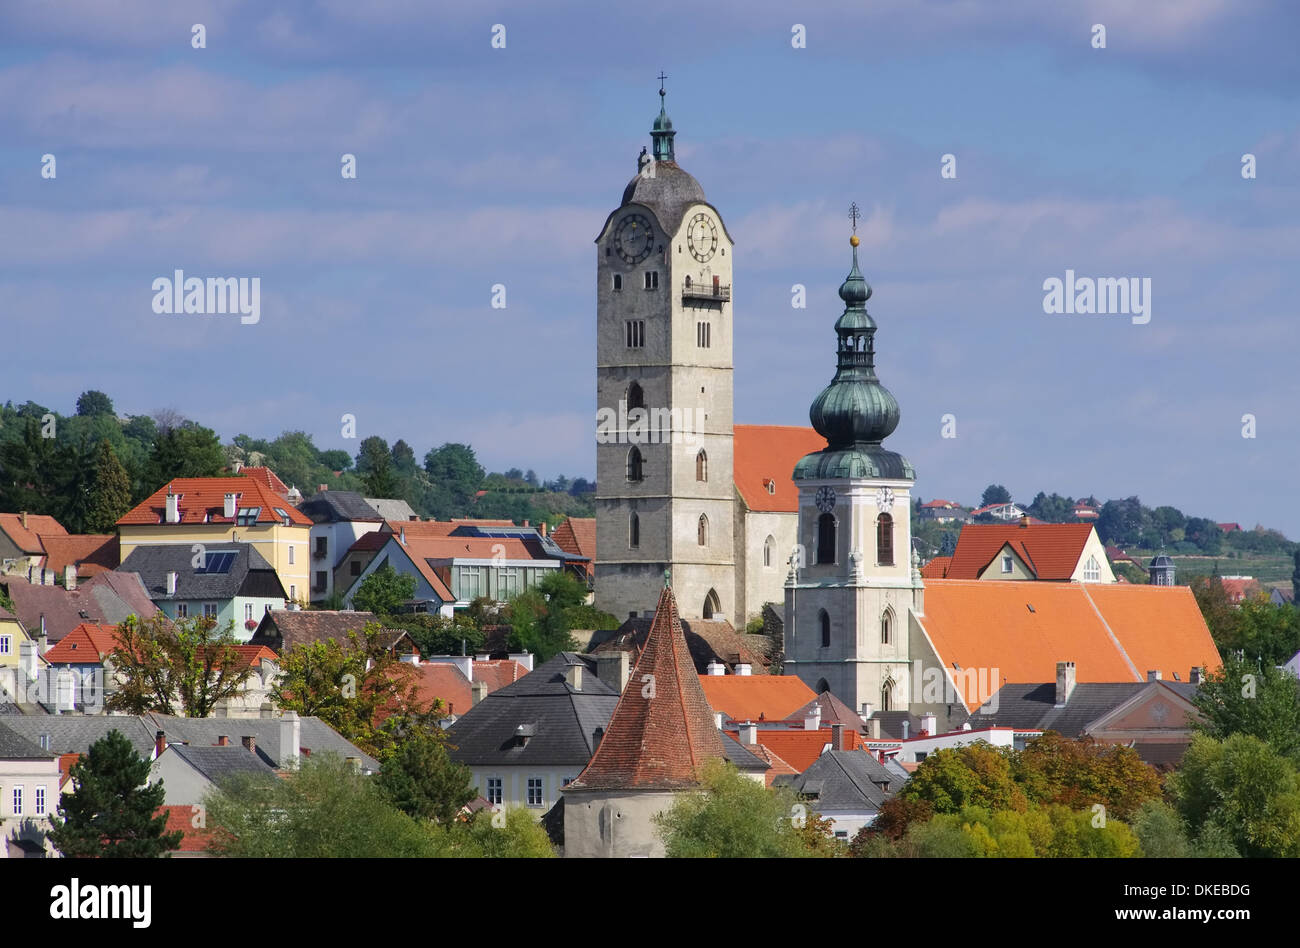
376;724;476;824
1010;731;1161;821
447;807;557;858
424;443;484;517
504;570;612;662
654;759;831;857
144;421;225;490
48;730;182;858
1190;652;1300;759
85;438;133;533
1026;492;1074;523
979;484;1011;508
351;562;416;615
1131;800;1240;858
356;436;399;497
75;390;115;417
106;613;257;718
897;742;1028;815
385;611;485;657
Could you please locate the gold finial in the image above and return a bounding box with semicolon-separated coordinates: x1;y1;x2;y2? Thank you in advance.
850;234;860;247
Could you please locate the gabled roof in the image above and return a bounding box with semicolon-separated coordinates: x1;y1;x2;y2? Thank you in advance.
119;542;284;601
732;425;826;513
471;659;529;692
297;490;385;524
920;499;962;509
1;572;158;643
920;555;952;578
698;675;816;722
739;741;799;785
38;534;119;578
0;720;56;760
365;498;417;521
723;727;867;773
235;466;290;497
593;615;772;674
917;580;1222;708
248;609;384;653
411;663;473;717
165;743;279;782
0;512;67;554
773;749;901;809
117;476;311;527
550;517;596;559
968;679;1198;738
943;522;1097;580
568;586;726;791
160;805;215;853
42;623;121;664
785;691;868;732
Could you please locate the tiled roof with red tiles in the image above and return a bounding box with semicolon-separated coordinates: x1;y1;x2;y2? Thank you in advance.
594;615;772;674
723;727;864;773
741;742;799;786
58;753;80;788
42;623;122;664
699;675;816;723
411;662;473;717
943;522;1097;580
472;659;528;692
551;517;596;560
1217;522;1241;533
916;580;1222;708
236;466;290;497
1219;577;1261;603
568;584;726;791
920;555;952;578
386;534;548;603
117;476;312;527
920;499;962;509
160;805;215;854
249;609;384;653
0;512;67;554
733;424;827;513
39;534;119;578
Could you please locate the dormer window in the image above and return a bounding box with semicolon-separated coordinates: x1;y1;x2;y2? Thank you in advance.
1001;554;1013;573
236;507;261;526
1083;555;1101;582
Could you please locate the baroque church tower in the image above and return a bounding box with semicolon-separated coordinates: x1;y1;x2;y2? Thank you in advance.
594;89;736;622
784;226;924;713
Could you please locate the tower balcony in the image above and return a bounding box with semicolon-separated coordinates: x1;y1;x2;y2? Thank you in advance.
682;278;730;302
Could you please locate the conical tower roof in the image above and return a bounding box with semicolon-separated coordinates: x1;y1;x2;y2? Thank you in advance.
567;582;725;791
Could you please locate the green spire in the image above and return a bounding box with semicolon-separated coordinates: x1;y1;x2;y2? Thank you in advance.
650;77;675;162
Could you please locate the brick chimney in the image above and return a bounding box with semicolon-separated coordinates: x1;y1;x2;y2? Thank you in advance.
1019;513;1030;528
216;735;229;746
1055;660;1076;707
21;511;28;530
154;730;166;759
538;521;548;538
831;723;845;750
63;565;77;591
241;735;256;756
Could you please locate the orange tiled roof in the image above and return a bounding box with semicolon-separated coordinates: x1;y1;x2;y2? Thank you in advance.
237;466;290;497
920;555;952;578
472;659;528;692
733;425;826;513
384;535;543;602
411;663;473;717
42;622;121;664
551;517;596;559
0;512;67;554
917;580;1222;708
38;534;118;577
569;585;725;790
699;675;816;722
117;477;312;527
724;727;865;773
1219;577;1261;603
944;522;1096;580
741;742;800;785
160;805;215;853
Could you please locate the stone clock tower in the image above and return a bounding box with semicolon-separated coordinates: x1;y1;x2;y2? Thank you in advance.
784;229;924;713
594;89;736;622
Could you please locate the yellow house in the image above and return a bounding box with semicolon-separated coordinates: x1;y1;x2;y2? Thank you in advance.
0;607;31;674
117;477;313;604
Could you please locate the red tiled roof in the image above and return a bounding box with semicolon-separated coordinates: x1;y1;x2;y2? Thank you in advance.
237;466;290;497
386;534;546;603
920;499;961;509
944;522;1096;580
920;555;952;578
1219;577;1260;603
569;585;726;790
733;425;826;513
0;512;67;554
59;753;81;789
472;659;528;692
916;580;1222;708
698;675;816;722
551;517;596;559
159;805;215;853
117;477;311;527
411;663;473;717
1217;523;1241;533
723;727;865;773
38;534;119;577
741;742;799;786
42;622;121;664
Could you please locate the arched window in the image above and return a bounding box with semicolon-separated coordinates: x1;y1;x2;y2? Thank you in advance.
626;446;644;482
697;514;709;546
763;535;775;568
626;382;644;411
881;681;894;712
819;609;830;648
881;608;892;645
817;513;836;564
877;513;894;566
815;677;830;695
703;589;720;619
696;449;708;482
629;512;639;549
1082;555;1100;582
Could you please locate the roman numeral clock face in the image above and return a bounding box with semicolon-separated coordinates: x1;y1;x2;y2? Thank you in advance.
614;213;654;264
687;212;718;262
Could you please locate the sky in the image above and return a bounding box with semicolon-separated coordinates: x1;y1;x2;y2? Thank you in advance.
1;0;1297;533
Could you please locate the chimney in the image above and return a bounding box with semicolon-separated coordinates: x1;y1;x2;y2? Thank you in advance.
735;663;752;676
35;627;48;655
241;735;256;756
224;493;237;519
280;711;301;770
523;519;530;528
539;521;548;537
860;701;874;719
399;527;406;545
739;721;758;744
920;712;937;737
471;680;487;706
39;614;46;640
18;641;38;682
706;661;726;676
901;720;910;740
1018;513;1029;528
1190;666;1204;686
867;717;881;741
166;571;178;596
217;735;229;746
1055;660;1076;707
564;660;583;691
831;723;846;751
713;711;724;730
233;461;243;473
63;565;77;591
318;484;328;493
804;705;822;731
21;511;28;530
165;489;180;524
508;652;534;672
154;730;166;759
595;651;630;694
1147;669;1162;682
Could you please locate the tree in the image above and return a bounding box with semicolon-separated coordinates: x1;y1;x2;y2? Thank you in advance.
356;436;399;498
351;562;416;615
144;422;224;489
1096;496;1147;547
75;390;114;417
1167;734;1300;857
376;724;476;824
1010;731;1161;821
1026;492;1073;523
106;613;256;718
504;570;613;662
85;439;133;533
896;742;1028;816
1218;595;1300;666
1191;573;1236;649
1191;652;1300;759
654;759;832;857
47;730;182;857
386;611;485;658
979;484;1011;508
1131;800;1239;858
390;439;417;475
424;443;484;517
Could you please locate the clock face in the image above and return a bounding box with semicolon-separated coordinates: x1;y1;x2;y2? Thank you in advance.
613;214;654;265
815;486;836;513
876;488;895;510
687;212;718;263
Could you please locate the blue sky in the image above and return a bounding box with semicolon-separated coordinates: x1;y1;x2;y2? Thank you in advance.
1;0;1297;533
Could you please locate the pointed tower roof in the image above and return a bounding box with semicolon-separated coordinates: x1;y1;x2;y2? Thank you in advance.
567;582;725;791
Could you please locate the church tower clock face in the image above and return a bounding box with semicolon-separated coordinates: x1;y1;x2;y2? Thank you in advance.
687;212;718;262
815;486;836;513
614;213;655;264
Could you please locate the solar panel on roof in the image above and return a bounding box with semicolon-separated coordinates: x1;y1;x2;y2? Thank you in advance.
199;551;236;574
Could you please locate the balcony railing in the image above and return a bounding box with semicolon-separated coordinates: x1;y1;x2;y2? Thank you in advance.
682;280;730;301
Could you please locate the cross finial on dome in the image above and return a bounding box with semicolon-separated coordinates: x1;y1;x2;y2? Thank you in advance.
849;201;861;234
658;71;668;95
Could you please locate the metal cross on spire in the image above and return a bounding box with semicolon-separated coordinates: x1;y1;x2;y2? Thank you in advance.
849;201;861;234
657;71;668;96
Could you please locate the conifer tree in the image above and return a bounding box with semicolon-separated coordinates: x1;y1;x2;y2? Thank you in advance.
85;438;132;532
